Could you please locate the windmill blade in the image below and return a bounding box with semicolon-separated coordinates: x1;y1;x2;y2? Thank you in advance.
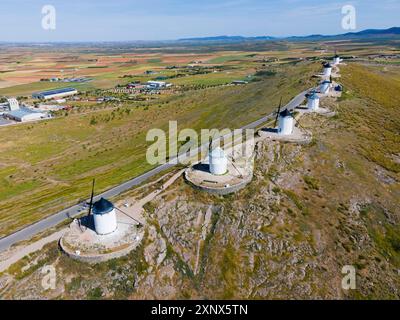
207;136;215;158
88;178;95;216
292;112;308;133
227;156;243;178
274;97;283;128
115;207;143;227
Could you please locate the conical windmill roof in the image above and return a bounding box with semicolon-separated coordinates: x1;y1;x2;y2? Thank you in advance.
92;198;114;215
279;109;293;118
210;147;226;158
309;92;319;100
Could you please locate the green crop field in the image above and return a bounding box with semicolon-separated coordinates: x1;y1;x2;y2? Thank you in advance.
1;39;398;238
0;59;319;237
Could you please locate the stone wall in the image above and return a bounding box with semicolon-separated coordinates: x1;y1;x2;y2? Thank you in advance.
59;232;143;264
185;174;253;196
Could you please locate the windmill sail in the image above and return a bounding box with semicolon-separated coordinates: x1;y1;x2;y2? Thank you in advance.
88;179;95;216
274;97;283;128
208;136;213;152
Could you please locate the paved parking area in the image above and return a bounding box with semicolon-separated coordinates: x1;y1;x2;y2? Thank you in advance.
0;118;13;126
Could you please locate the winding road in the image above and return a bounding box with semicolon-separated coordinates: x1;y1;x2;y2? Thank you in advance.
0;89;309;253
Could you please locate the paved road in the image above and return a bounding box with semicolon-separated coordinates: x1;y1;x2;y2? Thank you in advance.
0;90;308;253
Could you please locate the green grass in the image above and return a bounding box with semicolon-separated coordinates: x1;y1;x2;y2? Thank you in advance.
303;175;319;190
219;242;239;299
0;81;94;96
0;60;319;237
170;71;248;86
360;203;400;267
147;58;162;63
339;64;400;173
207;54;251;64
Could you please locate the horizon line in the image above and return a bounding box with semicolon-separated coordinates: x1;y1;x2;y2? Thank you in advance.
0;26;398;44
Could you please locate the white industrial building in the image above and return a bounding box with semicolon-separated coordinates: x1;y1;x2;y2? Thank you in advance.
7;98;19;111
92;198;118;235
209;147;228;175
307;92;320;111
278;109;294;136
33;87;78;100
146;81;172;89
4;108;49;122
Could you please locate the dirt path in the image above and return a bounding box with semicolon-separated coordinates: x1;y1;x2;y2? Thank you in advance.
0;229;66;272
120;169;185;222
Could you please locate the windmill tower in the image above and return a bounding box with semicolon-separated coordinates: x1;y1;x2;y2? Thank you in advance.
87;179;117;235
208;138;228;175
333;50;340;65
320;78;332;94
307;91;320;111
273;97;294;135
278;109;295;135
323;62;332;77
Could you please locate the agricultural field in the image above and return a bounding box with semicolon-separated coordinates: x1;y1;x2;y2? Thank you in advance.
0;40;399;238
0;43;324;237
2;58;400;300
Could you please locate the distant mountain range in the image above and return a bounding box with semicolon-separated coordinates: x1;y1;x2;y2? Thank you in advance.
179;27;400;42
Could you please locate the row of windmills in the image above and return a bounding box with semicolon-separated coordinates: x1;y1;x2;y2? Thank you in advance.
261;52;343;141
277;90;321;137
58;51;343;264
187;52;343;195
323;52;342;78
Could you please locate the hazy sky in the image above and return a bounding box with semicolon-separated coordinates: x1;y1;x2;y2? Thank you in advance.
0;0;399;41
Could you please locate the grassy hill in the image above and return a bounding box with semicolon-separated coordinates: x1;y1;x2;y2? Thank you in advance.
0;61;319;237
2;61;400;300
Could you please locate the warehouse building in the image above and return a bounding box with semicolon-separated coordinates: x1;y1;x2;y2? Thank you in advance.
146;81;172;89
4;108;49;122
33;87;78;100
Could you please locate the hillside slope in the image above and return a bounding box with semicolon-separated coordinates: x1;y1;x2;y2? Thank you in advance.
1;63;400;299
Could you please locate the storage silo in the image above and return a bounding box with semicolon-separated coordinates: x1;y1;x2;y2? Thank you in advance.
209;147;228;175
278;109;294;135
323;63;332;77
307;92;320;111
7;98;19;111
92;198;117;235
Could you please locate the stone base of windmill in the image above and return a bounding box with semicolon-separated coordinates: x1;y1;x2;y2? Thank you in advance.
60;211;144;264
317;88;342;99
258;125;312;145
184;155;254;195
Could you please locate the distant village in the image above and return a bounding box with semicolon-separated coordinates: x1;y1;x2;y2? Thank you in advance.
0;62;254;126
